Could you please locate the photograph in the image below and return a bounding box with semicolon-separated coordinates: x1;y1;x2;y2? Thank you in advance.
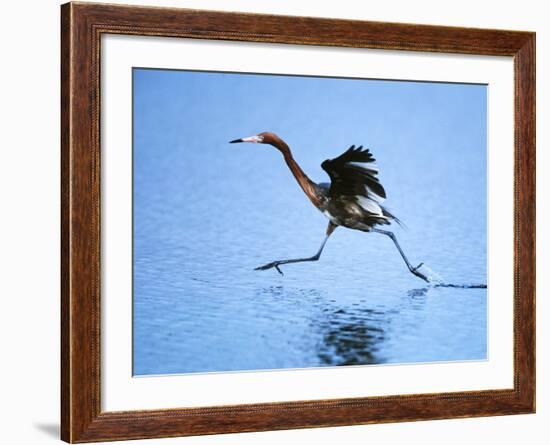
132;68;488;376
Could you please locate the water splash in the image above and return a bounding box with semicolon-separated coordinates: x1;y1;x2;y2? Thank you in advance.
418;264;487;289
434;283;487;289
418;265;445;285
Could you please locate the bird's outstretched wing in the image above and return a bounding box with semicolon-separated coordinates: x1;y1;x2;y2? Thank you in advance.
321;145;386;203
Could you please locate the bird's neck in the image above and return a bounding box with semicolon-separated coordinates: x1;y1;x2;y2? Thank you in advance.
273;140;320;207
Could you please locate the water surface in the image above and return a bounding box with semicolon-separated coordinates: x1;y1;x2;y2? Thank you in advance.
133;69;487;375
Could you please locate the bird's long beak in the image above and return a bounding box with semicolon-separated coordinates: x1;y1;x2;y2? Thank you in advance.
229;135;262;144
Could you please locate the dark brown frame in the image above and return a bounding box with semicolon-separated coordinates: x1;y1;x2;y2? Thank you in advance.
61;2;536;442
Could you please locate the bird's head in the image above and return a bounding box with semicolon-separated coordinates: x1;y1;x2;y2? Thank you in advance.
229;131;281;146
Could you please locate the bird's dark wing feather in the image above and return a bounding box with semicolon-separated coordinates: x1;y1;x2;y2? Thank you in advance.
321;145;386;201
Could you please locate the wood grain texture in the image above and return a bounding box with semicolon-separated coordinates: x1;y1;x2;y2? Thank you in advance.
60;2;536;442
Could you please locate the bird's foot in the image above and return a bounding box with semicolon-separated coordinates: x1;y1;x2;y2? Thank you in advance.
254;261;284;275
409;263;429;283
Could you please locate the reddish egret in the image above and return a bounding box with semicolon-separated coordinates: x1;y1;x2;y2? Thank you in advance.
230;132;429;282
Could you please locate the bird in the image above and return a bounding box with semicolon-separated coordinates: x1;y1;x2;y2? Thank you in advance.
229;131;429;282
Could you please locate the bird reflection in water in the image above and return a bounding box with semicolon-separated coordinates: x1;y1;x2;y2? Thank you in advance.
258;286;429;368
317;308;387;366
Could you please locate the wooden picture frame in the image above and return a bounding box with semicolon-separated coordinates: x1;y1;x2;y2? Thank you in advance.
61;2;535;442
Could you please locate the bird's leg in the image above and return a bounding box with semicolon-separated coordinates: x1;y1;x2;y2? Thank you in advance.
255;223;337;275
370;228;429;283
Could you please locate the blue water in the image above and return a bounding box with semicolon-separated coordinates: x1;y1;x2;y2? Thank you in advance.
133;68;487;376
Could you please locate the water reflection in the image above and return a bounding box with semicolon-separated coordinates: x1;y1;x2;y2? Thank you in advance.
134;256;486;375
317;308;387;366
254;285;430;369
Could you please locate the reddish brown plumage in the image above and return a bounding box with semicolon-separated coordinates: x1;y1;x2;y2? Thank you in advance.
257;132;323;207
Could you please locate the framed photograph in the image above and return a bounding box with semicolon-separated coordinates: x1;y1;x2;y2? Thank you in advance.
61;2;535;442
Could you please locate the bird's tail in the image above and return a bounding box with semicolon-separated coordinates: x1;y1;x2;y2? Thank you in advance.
382;206;406;229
